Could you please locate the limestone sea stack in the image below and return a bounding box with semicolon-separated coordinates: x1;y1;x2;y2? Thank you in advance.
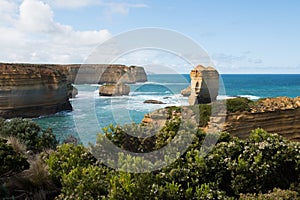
99;83;130;96
0;63;72;118
188;65;219;105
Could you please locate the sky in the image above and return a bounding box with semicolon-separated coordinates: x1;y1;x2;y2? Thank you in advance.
0;0;300;74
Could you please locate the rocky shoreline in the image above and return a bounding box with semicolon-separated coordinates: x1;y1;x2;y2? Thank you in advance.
142;97;300;142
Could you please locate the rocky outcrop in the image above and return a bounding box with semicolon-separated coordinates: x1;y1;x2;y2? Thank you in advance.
99;83;130;96
188;65;219;105
181;86;191;97
143;100;166;104
223;108;300;142
0;63;72;118
215;97;300;141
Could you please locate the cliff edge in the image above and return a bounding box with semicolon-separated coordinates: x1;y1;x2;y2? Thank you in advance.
0;63;72;118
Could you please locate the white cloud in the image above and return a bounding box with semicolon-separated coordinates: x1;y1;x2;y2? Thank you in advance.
18;0;58;32
0;0;112;63
104;2;148;16
0;0;18;26
51;0;94;8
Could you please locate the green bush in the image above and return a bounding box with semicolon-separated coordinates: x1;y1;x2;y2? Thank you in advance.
0;118;58;152
0;137;29;176
226;97;253;113
204;129;300;195
198;104;212;127
41;117;300;200
56;165;109;200
240;188;298;200
46;144;96;185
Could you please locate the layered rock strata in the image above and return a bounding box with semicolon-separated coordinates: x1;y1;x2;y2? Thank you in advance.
222;97;300;141
187;65;219;105
52;64;147;84
142;97;300;142
99;83;130;96
223;108;300;141
0;63;72;118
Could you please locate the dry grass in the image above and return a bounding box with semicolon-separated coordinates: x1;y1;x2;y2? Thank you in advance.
3;155;58;200
6;136;26;154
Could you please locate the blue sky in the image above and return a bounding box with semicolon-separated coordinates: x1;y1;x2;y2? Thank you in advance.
0;0;300;74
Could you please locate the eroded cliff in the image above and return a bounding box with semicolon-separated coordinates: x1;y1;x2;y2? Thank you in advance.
51;64;147;84
0;63;72;118
220;97;300;141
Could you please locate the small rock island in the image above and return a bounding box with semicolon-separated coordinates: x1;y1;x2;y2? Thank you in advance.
99;83;130;96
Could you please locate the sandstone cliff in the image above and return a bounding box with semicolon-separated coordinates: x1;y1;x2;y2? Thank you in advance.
188;65;219;104
0;63;72;118
221;97;300;141
51;64;147;84
223;108;300;141
99;83;130;96
142;97;300;142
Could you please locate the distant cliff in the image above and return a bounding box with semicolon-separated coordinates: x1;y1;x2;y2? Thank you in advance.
0;63;147;118
0;63;72;118
50;64;147;84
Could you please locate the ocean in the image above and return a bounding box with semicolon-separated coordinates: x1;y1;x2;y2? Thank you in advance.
33;74;300;145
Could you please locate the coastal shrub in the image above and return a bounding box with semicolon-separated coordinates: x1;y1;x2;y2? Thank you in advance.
230;129;300;194
203;128;300;195
0;118;58;152
91;120;300;198
109;170;157;200
0;138;29;176
46;144;97;185
239;188;298;200
226;97;253;113
198;104;212;127
56;165;109;200
166;106;181;117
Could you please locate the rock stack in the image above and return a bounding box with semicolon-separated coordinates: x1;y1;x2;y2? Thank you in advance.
183;65;219;105
99;83;130;96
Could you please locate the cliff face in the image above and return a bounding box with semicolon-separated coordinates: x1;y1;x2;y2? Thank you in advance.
99;83;130;96
221;97;300;141
223;108;300;142
188;65;219;105
0;63;72;118
51;64;147;84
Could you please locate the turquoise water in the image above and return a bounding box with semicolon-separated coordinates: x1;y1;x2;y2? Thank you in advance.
33;74;300;145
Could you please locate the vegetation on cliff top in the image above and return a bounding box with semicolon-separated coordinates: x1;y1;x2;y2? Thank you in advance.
0;117;299;199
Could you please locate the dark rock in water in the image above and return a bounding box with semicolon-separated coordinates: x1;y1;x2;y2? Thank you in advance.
144;100;166;104
99;83;130;96
63;135;78;145
67;84;78;98
0;63;72;118
163;97;171;99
